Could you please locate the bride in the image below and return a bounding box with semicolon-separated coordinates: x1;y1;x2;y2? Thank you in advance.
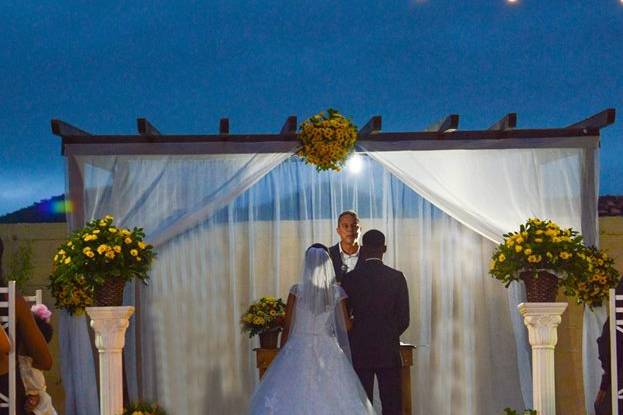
248;244;376;415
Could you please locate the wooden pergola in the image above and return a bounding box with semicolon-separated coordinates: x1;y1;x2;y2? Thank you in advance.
52;109;615;150
51;109;616;414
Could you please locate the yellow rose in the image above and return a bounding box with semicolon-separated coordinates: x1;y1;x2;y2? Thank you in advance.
505;239;515;247
97;244;109;254
498;254;506;262
535;230;544;235
125;237;133;244
534;238;543;243
515;236;524;244
130;249;139;257
67;241;73;247
58;249;66;255
108;227;117;233
105;251;115;259
64;257;71;264
86;251;95;258
53;255;59;262
138;241;146;249
524;248;532;256
113;245;122;253
98;221;106;227
93;229;100;234
82;247;92;254
515;245;523;253
489;259;496;270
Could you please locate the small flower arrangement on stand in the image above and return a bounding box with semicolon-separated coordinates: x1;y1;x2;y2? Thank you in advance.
122;401;168;415
241;296;286;349
49;215;156;315
297;108;358;172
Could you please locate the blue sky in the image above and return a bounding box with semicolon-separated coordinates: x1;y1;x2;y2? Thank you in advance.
1;0;621;216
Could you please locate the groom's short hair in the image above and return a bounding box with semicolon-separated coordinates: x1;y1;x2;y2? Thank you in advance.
362;230;385;248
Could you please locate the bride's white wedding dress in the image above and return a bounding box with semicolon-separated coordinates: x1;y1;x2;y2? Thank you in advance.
248;247;376;415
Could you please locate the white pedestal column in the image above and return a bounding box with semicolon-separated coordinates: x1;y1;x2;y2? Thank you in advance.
518;302;567;415
86;306;135;415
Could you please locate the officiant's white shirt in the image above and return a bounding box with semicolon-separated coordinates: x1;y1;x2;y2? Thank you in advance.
339;243;360;273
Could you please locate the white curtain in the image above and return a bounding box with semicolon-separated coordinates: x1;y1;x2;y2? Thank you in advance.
62;149;295;415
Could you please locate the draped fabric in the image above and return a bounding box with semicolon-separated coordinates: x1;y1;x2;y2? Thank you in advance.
361;144;597;408
61;136;598;414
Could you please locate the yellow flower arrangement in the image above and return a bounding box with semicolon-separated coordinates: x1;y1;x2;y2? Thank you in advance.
49;215;156;315
297;108;358;171
490;217;621;307
241;296;287;338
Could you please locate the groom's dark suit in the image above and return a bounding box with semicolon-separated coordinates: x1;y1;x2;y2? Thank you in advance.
342;258;409;415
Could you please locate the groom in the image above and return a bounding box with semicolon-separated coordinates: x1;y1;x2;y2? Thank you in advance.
342;229;410;415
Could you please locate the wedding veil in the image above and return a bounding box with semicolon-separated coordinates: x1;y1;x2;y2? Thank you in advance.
291;246;352;360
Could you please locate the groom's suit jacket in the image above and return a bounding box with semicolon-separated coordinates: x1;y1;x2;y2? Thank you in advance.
328;243;361;284
342;259;409;368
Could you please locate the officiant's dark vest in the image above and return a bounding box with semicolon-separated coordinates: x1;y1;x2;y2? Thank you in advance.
328;243;361;283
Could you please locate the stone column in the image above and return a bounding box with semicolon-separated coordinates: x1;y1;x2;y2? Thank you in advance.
86;306;135;415
518;302;567;415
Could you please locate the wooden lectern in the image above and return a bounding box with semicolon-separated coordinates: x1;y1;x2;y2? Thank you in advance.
255;343;416;415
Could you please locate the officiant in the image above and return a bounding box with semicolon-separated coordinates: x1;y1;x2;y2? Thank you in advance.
329;210;362;283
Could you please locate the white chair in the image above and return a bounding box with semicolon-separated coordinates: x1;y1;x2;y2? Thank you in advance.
0;282;43;415
609;288;623;414
0;281;17;415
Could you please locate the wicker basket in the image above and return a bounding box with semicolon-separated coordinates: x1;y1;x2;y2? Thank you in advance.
521;271;558;302
94;278;126;307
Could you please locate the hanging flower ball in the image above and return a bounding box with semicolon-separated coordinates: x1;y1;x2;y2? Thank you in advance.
297;109;358;172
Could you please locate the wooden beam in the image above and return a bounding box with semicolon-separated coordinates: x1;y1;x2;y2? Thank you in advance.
137;118;161;136
219;118;229;134
488;113;517;131
57;127;601;148
280;116;297;135
566;108;616;130
51;119;91;137
425;114;459;134
359;116;382;136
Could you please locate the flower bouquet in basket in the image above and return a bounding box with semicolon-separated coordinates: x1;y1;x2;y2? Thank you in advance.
489;218;588;302
49;215;156;315
241;296;286;348
122;401;168;415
